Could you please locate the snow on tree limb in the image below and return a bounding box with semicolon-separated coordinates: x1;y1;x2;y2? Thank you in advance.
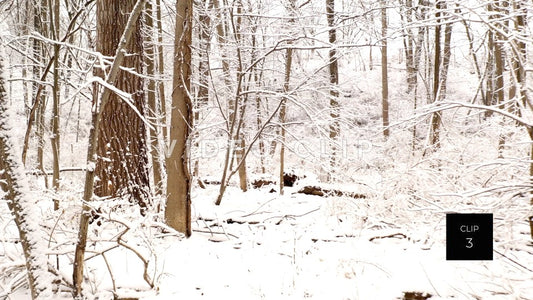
0;48;53;298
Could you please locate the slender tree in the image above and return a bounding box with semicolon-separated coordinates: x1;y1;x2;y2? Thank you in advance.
326;0;339;179
146;0;164;194
381;0;389;138
165;0;193;236
429;0;443;148
0;49;54;300
50;0;61;210
279;0;296;195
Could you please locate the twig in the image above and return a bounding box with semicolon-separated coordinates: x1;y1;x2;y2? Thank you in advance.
264;207;320;224
193;229;238;239
494;249;533;272
112;219;154;288
369;233;407;242
101;253;116;293
240;197;277;218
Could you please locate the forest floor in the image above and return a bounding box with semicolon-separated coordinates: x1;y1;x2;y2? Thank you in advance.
151;184;533;300
46;179;531;300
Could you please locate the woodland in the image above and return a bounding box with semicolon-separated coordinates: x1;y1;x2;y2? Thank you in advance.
0;0;532;299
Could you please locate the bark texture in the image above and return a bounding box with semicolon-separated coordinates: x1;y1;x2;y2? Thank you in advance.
0;51;53;299
165;0;193;236
94;0;150;210
326;0;339;178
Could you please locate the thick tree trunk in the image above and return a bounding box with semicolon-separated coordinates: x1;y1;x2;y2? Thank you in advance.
94;0;151;211
165;0;193;236
72;0;148;296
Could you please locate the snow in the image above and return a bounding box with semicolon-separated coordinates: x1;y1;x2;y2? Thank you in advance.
1;1;533;299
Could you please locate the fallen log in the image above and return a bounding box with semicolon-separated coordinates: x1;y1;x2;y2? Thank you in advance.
297;185;366;198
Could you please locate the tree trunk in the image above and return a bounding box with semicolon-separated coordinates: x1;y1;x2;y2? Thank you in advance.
401;0;416;93
509;1;528;113
381;0;389;138
35;0;49;177
156;0;167;143
252;28;266;174
94;0;151;211
0;50;53;300
50;0;61;210
489;1;506;155
429;0;443;148
165;0;193;236
326;0;339;179
234;1;248;192
72;0;148;295
438;21;453;101
215;0;250;204
194;1;212;177
279;0;296;195
146;0;164;194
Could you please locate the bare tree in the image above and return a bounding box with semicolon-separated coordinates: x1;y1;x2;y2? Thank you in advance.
73;0;148;295
279;0;296;195
326;0;339;179
165;0;193;236
0;50;53;300
93;0;151;211
146;0;164;194
50;0;60;210
428;0;444;149
381;0;389;138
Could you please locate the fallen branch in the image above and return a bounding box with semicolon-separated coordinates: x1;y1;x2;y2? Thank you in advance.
264;207;321;225
297;186;366;198
369;233;407;242
193;229;239;239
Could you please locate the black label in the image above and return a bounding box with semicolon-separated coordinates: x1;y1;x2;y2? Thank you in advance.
446;213;493;260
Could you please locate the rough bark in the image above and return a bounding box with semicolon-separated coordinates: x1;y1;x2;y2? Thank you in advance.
93;0;151;210
0;50;53;299
72;0;148;296
165;0;193;236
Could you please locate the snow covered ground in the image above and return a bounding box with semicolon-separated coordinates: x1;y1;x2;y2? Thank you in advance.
74;181;530;300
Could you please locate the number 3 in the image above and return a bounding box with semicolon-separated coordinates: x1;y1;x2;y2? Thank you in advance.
466;238;473;248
